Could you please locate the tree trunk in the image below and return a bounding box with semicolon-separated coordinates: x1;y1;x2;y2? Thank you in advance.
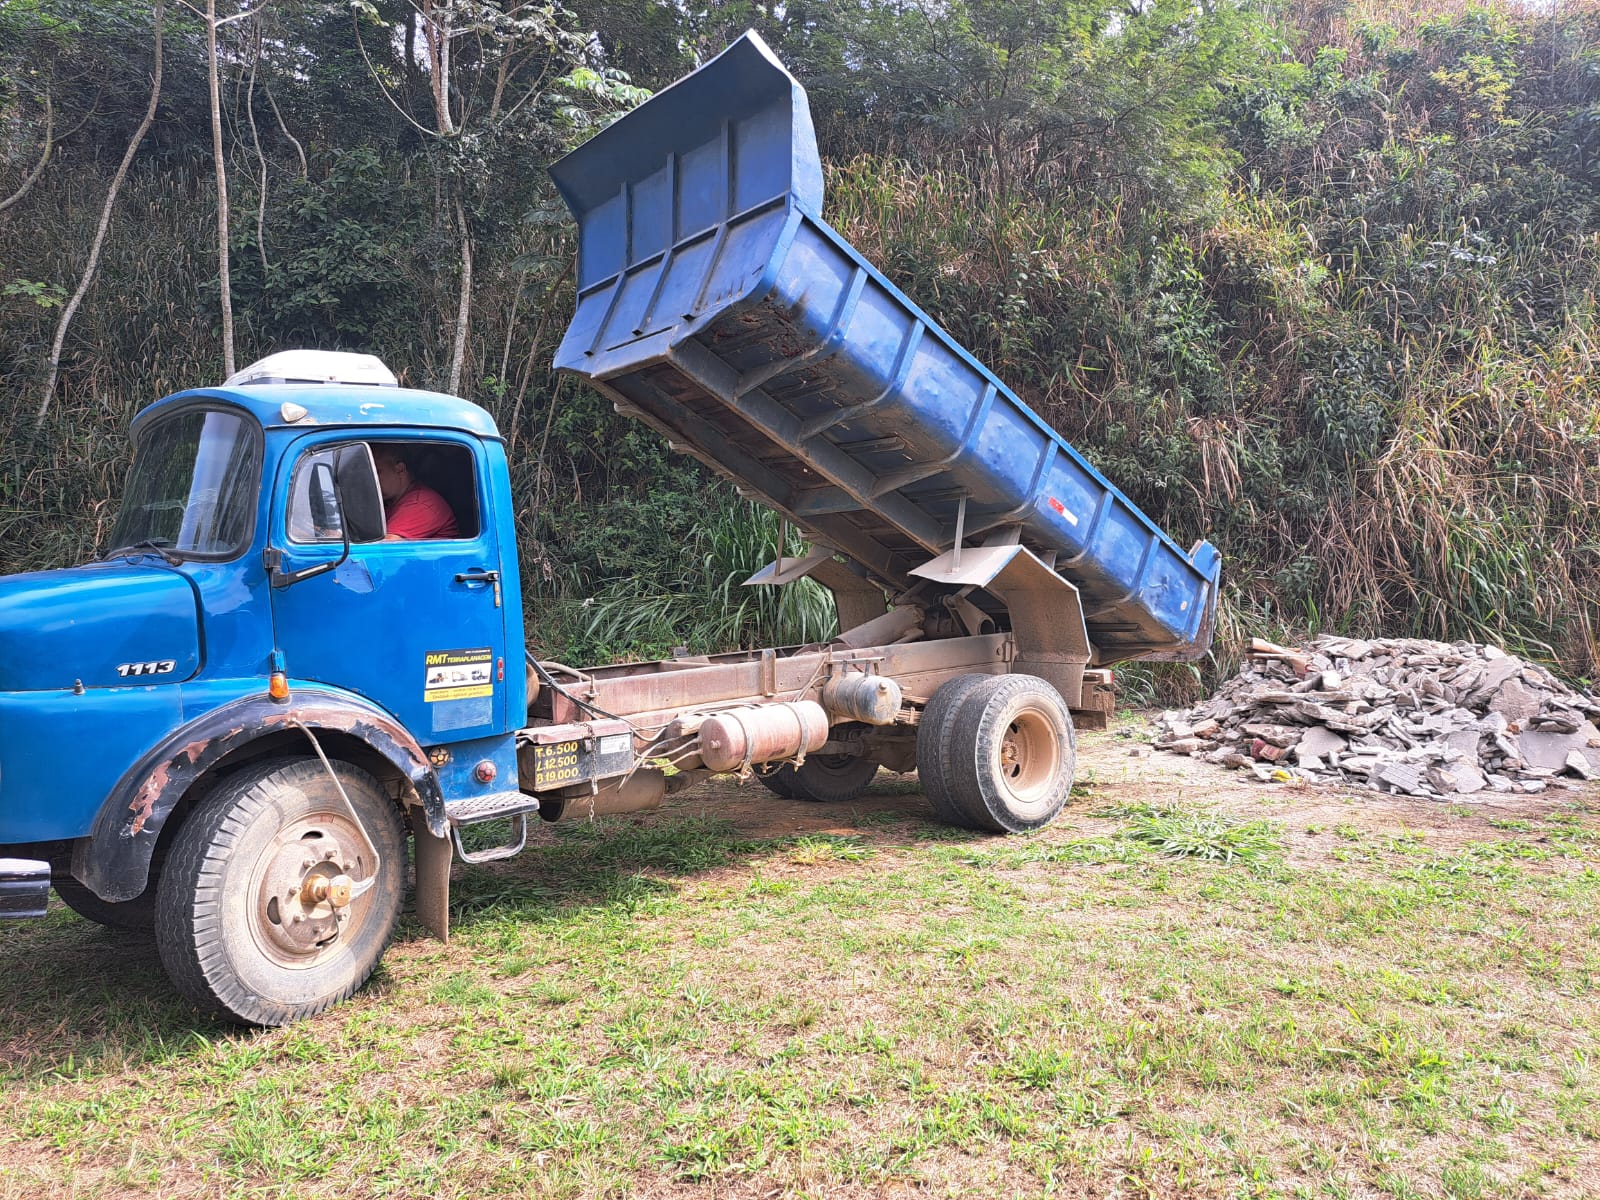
245;18;269;275
0;93;54;217
447;197;473;395
38;3;165;425
422;1;455;135
207;0;236;378
264;83;307;178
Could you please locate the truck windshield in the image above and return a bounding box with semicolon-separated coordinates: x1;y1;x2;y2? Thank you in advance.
106;408;261;560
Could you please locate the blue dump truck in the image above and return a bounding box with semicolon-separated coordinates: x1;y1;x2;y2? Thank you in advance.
0;34;1219;1025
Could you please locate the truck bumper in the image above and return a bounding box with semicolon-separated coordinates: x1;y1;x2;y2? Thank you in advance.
0;858;51;919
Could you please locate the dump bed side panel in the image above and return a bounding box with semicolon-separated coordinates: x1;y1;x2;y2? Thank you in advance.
551;33;1220;663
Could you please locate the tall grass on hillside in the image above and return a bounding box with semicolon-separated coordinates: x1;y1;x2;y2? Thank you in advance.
824;141;1600;676
580;495;838;662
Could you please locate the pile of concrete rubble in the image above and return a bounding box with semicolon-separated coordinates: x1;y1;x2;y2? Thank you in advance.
1152;636;1600;799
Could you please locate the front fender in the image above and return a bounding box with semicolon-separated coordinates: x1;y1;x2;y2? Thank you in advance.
77;687;446;902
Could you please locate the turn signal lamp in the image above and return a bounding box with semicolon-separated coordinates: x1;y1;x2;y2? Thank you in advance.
269;672;290;701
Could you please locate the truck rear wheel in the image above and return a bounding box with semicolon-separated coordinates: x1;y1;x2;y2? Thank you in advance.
918;674;1075;833
915;674;996;827
757;748;880;803
154;758;405;1027
755;722;879;802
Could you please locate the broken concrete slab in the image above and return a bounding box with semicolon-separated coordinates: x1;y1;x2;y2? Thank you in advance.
1295;725;1349;762
1489;677;1542;724
1563;750;1597;781
1427;760;1486;795
1151;634;1600;804
1517;722;1600;773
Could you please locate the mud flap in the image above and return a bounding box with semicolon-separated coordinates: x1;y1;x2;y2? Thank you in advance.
411;815;452;942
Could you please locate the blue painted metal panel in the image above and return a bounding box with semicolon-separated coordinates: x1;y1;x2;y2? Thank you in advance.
0;676;321;844
134;385;504;440
0;684;186;842
551;32;1220;662
431;732;520;802
0;563;201;691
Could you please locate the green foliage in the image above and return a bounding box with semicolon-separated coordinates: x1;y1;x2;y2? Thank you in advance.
1124;810;1282;865
3;0;1600;678
580;494;837;661
232;148;426;348
2;279;66;308
797;0;1284;210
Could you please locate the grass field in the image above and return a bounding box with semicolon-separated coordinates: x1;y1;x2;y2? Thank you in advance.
2;717;1597;1199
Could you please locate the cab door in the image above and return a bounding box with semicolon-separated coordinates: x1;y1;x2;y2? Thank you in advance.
268;431;509;742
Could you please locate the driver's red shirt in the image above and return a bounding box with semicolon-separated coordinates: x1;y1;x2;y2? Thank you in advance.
386;484;460;540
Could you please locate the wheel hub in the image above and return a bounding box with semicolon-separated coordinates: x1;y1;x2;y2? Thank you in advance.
997;708;1060;803
253;819;371;967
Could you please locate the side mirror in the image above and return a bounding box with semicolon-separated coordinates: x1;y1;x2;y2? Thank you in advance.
332;443;387;543
307;461;339;536
268;442;388;589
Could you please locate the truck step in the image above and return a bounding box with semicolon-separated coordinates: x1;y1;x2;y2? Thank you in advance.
444;792;540;865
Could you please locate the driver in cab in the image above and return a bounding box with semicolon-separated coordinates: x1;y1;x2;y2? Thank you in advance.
370;445;459;541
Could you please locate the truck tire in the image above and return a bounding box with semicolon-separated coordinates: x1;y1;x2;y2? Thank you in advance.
52;872;157;934
757;746;880;803
919;674;1075;833
154;757;406;1027
753;765;801;799
915;673;998;827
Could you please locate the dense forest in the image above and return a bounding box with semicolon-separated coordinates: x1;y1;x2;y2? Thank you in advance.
1;0;1598;689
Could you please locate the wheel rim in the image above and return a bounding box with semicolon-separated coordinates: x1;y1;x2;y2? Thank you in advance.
994;706;1061;813
249;811;378;970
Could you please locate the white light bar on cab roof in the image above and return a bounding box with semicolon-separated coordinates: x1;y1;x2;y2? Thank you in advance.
224;349;398;388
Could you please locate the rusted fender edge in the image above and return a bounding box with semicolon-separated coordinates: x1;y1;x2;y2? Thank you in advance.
77;688;445;903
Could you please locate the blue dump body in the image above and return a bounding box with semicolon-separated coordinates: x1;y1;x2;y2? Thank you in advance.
551;34;1220;663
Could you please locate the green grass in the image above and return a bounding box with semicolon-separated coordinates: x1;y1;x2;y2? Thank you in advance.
2;759;1598;1199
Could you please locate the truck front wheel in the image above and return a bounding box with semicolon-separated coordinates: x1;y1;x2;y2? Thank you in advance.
154;758;405;1026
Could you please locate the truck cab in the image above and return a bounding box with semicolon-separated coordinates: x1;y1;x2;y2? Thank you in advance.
0;350;532;1024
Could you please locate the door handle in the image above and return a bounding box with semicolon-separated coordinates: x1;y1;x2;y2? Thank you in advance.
455;569;502;608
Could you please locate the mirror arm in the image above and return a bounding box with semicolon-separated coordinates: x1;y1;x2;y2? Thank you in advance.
266;522;353;590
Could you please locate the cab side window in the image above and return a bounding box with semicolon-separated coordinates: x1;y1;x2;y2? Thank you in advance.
287;441;480;544
369;441;480;541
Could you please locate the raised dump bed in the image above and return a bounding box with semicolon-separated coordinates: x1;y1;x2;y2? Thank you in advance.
550;33;1220;663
